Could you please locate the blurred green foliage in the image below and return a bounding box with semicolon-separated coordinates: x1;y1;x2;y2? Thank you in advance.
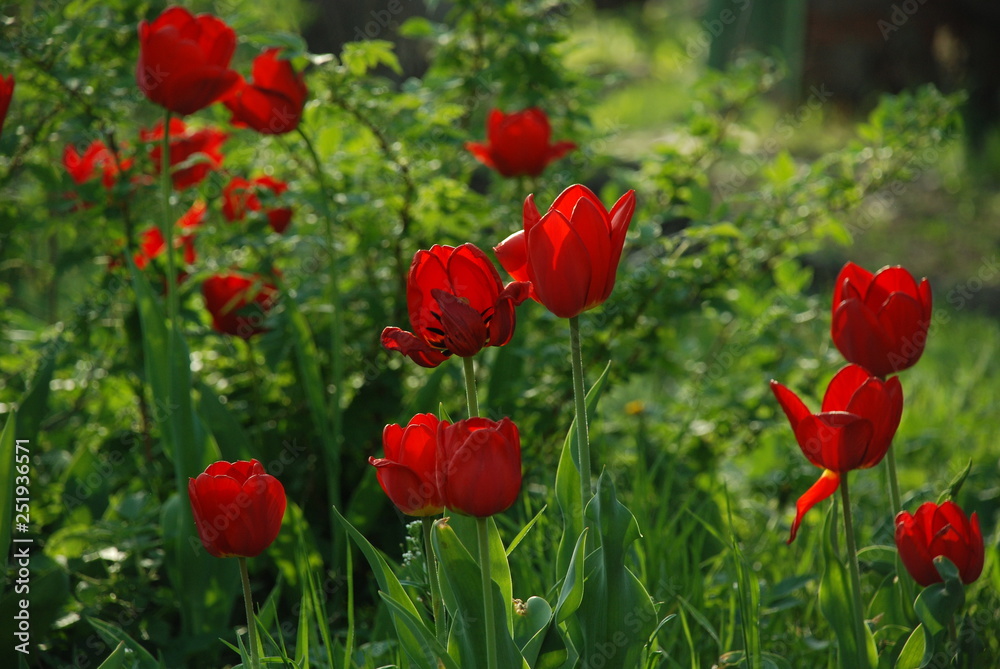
0;0;996;667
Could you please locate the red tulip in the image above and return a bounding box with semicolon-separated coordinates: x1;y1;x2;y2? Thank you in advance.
437;417;521;517
202;272;278;339
188;459;286;558
134;201;206;269
831;262;932;378
369;414;444;517
895;501;984;587
495;184;635;319
381;243;530;368
136;6;240;116
224;48;307;135
465;108;576;177
221;175;293;233
0;74;12;136
142;118;227;190
771;364;903;542
63;140;133;190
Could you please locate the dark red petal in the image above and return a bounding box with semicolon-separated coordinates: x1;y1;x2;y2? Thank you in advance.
832;262;873;318
831;299;895;377
433;290;489;357
380;327;449;368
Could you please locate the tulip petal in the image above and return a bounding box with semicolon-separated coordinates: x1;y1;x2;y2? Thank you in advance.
866;266;921;310
788;469;840;543
527;211;592;318
769;380;812;432
831;262;873;318
831;299;895;377
602;189;637;302
433;290;489;357
380;327;450;368
877;293;927;372
821;364;873;412
570;196;613;309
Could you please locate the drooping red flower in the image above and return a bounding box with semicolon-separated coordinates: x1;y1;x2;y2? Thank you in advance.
224;48;308;135
369;414;444;517
437;417;521;517
771;364;903;543
221;175;293;233
202;272;278;339
381;244;530;368
142;118;227;190
895;501;984;587
0;74;15;136
136;6;240;116
831;262;932;378
188;459;286;558
134;201;206;269
495;184;635;319
465;108;576;177
63;140;133;190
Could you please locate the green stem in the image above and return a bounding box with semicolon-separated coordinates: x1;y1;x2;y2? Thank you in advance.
344;540;355;668
422;517;446;646
295;126;344;533
885;447;915;619
840;475;869;669
569;316;593;510
238;557;261;669
244;338;263;456
159;110;178;343
477;517;497;669
463;356;480;419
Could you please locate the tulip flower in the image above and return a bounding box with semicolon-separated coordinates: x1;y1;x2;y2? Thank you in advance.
495;184;636;319
134;201;206;269
369;414;444;516
136;6;240;116
0;73;13;136
381;243;530;368
831;262;932;378
187;459;286;558
895;500;985;587
142;119;227;190
465;107;576;177
437;417;521;517
224;49;308;135
771;364;903;542
202;272;278;339
221;175;293;233
63;140;133;190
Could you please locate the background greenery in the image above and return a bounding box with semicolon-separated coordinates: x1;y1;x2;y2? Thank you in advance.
0;0;997;667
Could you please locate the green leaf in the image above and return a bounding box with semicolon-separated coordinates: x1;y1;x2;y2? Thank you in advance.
95;641;128;669
17;346;55;439
513;596;554;667
86;617;159;669
912;557;966;667
937;459;972;504
554;529;587;624
555;362;612;575
818;504;877;669
505;504;547;557
333;507;441;669
763;150;797;185
379;593;461;669
574;473;657;669
0;413;16;577
894;624;925;669
727;492;761;669
446;514;514;633
431;519;529;669
341;40;402;76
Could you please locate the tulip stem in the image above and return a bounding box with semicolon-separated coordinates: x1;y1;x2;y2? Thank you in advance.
839;475;869;669
569;316;593;508
884;447;915;619
159;110;179;339
422;517;447;646
463;356;480;418
477;516;498;669
237;557;262;669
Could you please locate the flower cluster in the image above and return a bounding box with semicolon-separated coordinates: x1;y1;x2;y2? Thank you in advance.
771;262;983;588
